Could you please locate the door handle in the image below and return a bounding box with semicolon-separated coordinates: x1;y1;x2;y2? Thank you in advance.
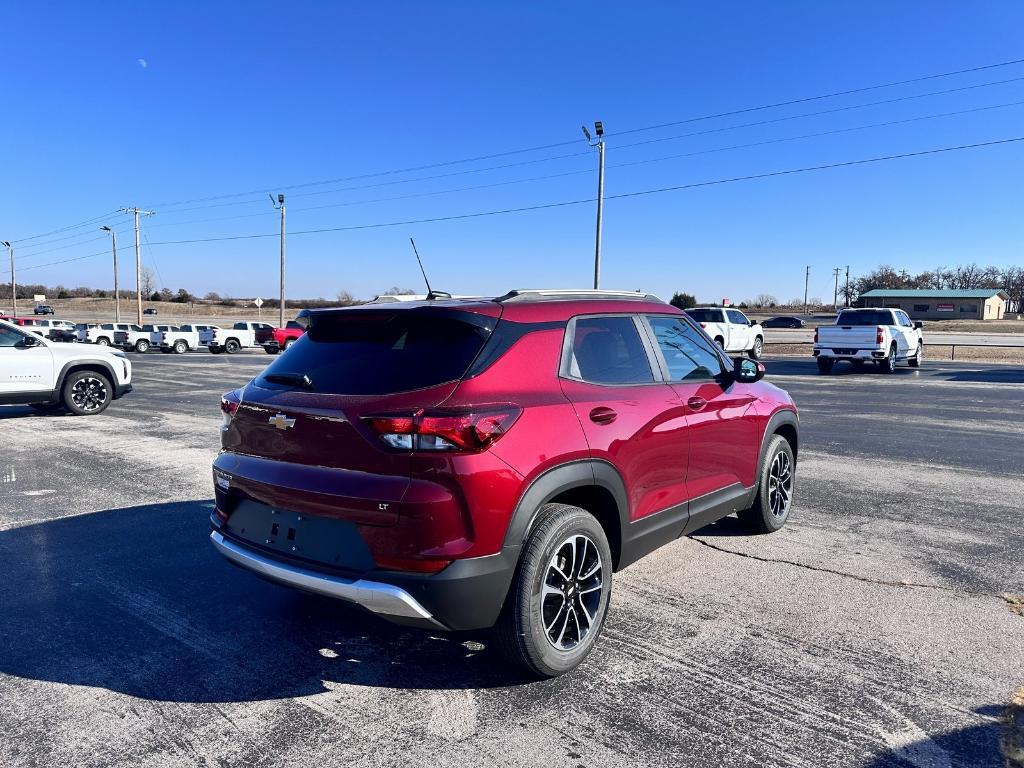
687;396;707;411
589;407;617;425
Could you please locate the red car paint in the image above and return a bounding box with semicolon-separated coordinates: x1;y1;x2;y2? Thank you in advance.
212;293;798;631
255;321;305;354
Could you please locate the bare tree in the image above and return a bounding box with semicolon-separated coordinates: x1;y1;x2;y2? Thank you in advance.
336;290;357;305
753;294;778;308
140;266;156;298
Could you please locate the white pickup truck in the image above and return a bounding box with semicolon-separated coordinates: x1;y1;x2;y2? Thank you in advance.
814;308;924;374
80;322;135;346
159;324;218;354
0;318;132;415
201;322;274;354
684;307;765;359
114;324;178;353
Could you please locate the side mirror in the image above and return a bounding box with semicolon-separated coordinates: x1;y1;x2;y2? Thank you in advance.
16;335;40;348
914;321;924;330
734;357;765;383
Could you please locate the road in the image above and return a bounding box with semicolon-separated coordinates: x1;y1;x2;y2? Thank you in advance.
1;352;1021;767
768;328;1024;346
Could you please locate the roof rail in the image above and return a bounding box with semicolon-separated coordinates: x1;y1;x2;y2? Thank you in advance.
495;289;664;304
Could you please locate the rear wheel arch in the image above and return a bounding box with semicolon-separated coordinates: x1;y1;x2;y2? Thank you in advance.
504;460;628;570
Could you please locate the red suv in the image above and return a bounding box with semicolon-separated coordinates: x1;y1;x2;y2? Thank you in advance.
211;290;798;676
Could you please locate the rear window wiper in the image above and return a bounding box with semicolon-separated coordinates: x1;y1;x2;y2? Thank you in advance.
264;372;313;389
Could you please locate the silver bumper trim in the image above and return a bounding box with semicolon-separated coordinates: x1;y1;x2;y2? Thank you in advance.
209;531;444;628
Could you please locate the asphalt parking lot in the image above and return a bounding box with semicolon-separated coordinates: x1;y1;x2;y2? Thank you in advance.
1;352;1022;768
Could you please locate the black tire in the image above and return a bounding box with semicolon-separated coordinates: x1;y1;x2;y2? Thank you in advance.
816;357;834;374
881;344;897;374
738;435;795;534
61;370;113;416
134;339;150;353
210;346;224;354
224;339;241;354
493;503;612;678
173;340;188;354
282;338;294;351
748;336;763;360
264;346;279;355
909;342;923;368
96;337;110;346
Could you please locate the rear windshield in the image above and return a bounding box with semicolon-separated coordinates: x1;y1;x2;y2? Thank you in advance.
836;310;894;326
257;311;492;395
685;309;722;323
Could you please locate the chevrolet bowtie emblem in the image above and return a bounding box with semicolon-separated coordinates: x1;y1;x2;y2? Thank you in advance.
268;413;296;430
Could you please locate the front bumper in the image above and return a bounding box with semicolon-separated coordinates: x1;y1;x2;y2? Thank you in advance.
114;383;133;399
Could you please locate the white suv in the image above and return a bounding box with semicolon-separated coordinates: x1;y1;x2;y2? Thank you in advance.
0;319;133;415
684;307;765;359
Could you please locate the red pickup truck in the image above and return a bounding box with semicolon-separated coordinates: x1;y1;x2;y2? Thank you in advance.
255;320;305;355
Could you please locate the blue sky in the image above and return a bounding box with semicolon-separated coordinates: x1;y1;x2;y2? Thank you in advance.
3;2;1024;304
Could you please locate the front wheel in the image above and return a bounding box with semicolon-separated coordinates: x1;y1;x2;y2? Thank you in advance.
62;371;113;415
748;336;763;360
909;342;923;368
738;435;795;534
493;503;612;678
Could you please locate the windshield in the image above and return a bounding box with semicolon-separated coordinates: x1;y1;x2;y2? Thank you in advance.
836;310;895;326
257;311;492;395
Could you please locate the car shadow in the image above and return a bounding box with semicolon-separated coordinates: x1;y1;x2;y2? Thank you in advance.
0;405;69;419
862;710;1010;768
0;501;528;703
688;515;751;537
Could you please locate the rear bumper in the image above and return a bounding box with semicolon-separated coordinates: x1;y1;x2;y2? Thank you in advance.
210;527;517;631
813;346;886;360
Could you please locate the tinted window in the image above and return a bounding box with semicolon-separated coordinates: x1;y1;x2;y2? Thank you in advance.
685;309;723;323
568;316;654;385
647;316;722;381
259;311;491;395
233;322;247;330
726;310;748;325
285;321;303;330
0;325;25;347
836;310;895;326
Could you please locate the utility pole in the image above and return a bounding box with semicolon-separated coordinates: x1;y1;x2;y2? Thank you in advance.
271;194;286;327
1;241;15;317
582;121;605;289
803;266;810;315
120;207;154;325
844;266;850;308
832;267;841;310
101;226;120;322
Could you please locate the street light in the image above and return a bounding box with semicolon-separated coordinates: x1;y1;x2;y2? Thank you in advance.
101;226;120;322
1;240;15;318
582;121;605;289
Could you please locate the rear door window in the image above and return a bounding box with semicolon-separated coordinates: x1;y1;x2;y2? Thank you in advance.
565;316;654;385
685;309;723;323
258;310;492;395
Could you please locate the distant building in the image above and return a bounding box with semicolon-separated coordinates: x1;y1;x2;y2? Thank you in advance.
859;289;1008;320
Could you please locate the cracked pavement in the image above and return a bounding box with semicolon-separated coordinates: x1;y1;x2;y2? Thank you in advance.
0;352;1021;767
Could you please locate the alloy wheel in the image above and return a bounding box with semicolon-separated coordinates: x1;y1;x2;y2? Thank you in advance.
767;450;793;518
70;377;108;413
542;534;603;651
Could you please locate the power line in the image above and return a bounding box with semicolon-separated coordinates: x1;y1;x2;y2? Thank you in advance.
14;56;1024;241
144;56;1024;210
19;132;1020;274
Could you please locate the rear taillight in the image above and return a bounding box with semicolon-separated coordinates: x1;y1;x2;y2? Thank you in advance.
876;326;884;344
813;328;819;343
365;405;522;452
220;390;241;428
700;322;707;328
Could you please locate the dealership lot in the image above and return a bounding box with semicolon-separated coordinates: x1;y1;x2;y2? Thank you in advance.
1;353;1021;768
